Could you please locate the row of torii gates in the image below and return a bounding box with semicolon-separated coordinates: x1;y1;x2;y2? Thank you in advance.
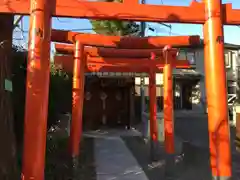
1;0;240;179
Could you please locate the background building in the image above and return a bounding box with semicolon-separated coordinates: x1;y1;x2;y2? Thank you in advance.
135;42;240;115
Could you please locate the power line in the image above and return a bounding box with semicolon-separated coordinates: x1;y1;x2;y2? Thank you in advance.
157;0;171;34
147;24;181;36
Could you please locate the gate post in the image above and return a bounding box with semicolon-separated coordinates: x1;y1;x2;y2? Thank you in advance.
163;47;174;154
22;0;52;179
203;0;232;179
69;41;85;167
149;52;158;160
163;47;175;177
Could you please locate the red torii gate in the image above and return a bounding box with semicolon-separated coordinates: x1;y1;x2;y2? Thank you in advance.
51;30;198;161
1;0;237;179
53;30;199;178
54;43;191;162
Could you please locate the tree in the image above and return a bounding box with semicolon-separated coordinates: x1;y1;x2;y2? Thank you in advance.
0;15;19;179
48;64;72;128
12;45;28;150
90;0;140;36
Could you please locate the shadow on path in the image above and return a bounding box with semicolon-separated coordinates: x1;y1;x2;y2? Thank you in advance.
122;136;214;180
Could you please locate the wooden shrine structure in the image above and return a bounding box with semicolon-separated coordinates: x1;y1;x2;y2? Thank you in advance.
0;0;239;179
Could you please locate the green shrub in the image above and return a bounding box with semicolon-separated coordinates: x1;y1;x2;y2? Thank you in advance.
12;46;72;147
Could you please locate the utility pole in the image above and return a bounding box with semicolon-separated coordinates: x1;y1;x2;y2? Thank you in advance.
140;0;146;124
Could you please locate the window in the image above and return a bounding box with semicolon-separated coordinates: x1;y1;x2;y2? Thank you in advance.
177;50;187;60
187;52;196;65
227;86;235;95
227;81;237;95
177;50;196;66
225;51;232;68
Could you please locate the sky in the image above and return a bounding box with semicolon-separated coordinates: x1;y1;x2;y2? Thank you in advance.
13;0;240;50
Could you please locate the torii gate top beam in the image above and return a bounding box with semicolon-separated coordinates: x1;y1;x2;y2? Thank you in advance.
54;43;179;58
54;45;190;73
54;55;190;73
1;0;240;25
51;30;200;48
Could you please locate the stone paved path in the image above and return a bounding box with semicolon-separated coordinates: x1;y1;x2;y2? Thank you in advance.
86;130;149;180
84;121;240;180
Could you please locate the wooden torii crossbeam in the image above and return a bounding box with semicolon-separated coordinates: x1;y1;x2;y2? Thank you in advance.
55;43;181;58
10;0;235;179
54;43;191;163
1;0;240;24
51;29;200;48
54;43;190;71
54;55;190;73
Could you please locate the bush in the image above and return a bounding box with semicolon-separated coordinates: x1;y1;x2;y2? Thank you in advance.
12;46;72;147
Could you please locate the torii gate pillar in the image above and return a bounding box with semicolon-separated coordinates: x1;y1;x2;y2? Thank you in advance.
69;41;85;167
204;0;231;179
149;52;158;161
163;47;175;176
21;0;52;179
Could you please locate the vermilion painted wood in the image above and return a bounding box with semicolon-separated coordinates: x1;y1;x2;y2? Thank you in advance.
149;52;158;155
21;0;52;179
51;30;201;48
203;0;232;178
163;50;174;154
69;42;85;160
54;55;191;73
1;1;240;25
54;43;179;58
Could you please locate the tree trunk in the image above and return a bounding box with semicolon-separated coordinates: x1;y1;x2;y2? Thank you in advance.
0;14;18;179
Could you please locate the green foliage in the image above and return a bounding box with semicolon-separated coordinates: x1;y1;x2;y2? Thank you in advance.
90;0;140;36
48;64;72;126
12;46;72;146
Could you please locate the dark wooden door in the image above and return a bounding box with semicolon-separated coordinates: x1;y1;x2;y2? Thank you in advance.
83;86;102;130
104;87;127;127
83;77;131;130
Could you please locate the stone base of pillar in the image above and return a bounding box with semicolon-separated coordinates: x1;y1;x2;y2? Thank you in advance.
149;139;159;161
164;154;176;179
70;155;79;179
212;176;232;180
